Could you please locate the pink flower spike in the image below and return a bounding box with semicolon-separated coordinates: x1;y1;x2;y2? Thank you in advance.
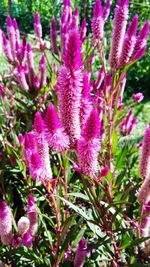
92;0;104;44
77;108;101;177
50;17;59;55
132;46;146;61
100;166;109;178
132;92;144;103
103;0;111;22
44;103;70;151
80;19;87;44
95;67;105;90
119;14;138;68
34;12;42;39
138;174;150;203
33;75;40;91
109;0;129;69
1;32;13;62
71;7;79;29
13;18;20;41
27;194;38;236
0;84;5;99
140;124;150;179
0;199;12;241
22;231;33;247
135;20;149;52
140;200;150;237
39;54;47;88
6;16;16;60
26;43;34;69
34;112;45;135
29;151;46;181
17;65;29;92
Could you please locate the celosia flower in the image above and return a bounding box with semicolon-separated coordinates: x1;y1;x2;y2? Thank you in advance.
70;7;79;29
119;110;136;136
34;12;42;39
39;54;47;88
1;32;13;62
27;194;38;236
80;19;87;44
140;124;150;179
60;0;72;53
24;132;36;162
140;200;150;237
17;216;30;236
57;30;83;147
77;108;101;177
103;0;111;22
13;18;20;42
138;174;150;204
109;0;129;69
132;92;144;103
134;20;149;52
50;17;59;55
17;65;29;92
29;151;46;181
119;14;138;68
22;231;33;248
74;239;91;267
80;72;92;128
7;16;16;60
0;199;12;244
92;0;104;44
95;67;105;90
0;84;5;99
44;103;70;151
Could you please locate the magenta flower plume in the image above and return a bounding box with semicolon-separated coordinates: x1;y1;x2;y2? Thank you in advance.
77;108;101;177
27;194;38;236
34;12;42;39
92;0;104;44
17;217;30;236
34;112;52;181
1;32;13;62
109;0;129;69
80;19;87;44
7;16;16;60
26;43;35;89
132;92;144;103
134;20;149;52
119;14;138;68
13;18;20;42
103;0;111;22
17;65;29;92
44;103;70;151
0;199;12;245
119;109;136;136
71;7;79;29
80;72;92;128
29;151;46;181
50;17;59;55
39;54;47;88
74;239;91;267
57;30;83;147
24;132;36;161
22;231;33;248
140;124;150;179
140;200;150;237
138;174;150;204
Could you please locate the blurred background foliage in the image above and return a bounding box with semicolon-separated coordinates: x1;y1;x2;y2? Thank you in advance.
0;0;150;99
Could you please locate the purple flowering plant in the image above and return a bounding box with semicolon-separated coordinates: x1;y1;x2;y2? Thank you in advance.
0;0;149;266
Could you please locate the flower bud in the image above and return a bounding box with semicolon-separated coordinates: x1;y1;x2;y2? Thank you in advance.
17;216;30;236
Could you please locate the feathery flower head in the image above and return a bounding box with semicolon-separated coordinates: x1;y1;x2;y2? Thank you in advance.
39;54;47;88
45;103;61;135
50;17;59;55
140;124;150;179
92;0;104;43
22;231;33;247
34;12;42;39
27;194;38;236
29;151;46;181
80;19;87;44
119;14;138;68
1;32;13;62
34;112;45;135
103;0;111;22
26;43;34;70
109;0;129;69
71;7;79;29
17;216;30;236
82;108;100;141
135;20;149;50
0;199;12;238
132;92;144;103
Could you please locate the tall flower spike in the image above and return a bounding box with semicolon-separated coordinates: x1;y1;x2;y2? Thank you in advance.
39;54;47;88
80;19;87;44
13;18;20;42
0;199;12;245
57;30;83;147
7;16;16;60
92;0;104;44
70;7;79;29
44;103;70;151
134;20;149;52
109;0;129;69
119;14;138;68
34;112;52;181
50;17;59;55
1;32;13;62
140;124;150;179
17;65;29;92
103;0;111;22
34;12;42;39
26;43;35;89
77;108;101;177
138;174;150;203
27;194;38;236
29;151;46;181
